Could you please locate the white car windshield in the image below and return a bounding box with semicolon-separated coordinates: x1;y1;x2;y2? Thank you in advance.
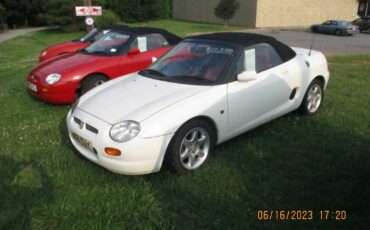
83;32;131;55
140;41;236;84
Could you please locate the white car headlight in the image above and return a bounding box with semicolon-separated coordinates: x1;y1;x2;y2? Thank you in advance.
110;121;141;142
41;50;48;56
45;73;61;85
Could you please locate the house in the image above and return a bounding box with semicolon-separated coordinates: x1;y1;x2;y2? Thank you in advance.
173;0;367;28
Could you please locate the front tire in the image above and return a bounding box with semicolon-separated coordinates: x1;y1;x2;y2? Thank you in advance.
299;79;324;115
335;29;343;36
165;119;215;174
80;74;108;96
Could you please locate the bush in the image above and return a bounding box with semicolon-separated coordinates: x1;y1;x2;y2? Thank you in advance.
106;0;172;23
94;9;121;27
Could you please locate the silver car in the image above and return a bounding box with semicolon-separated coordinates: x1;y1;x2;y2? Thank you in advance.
311;20;359;36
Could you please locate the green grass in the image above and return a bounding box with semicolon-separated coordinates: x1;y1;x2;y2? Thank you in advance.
0;21;369;229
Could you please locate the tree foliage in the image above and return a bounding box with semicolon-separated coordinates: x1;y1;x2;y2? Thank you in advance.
0;0;172;28
106;0;171;23
95;9;121;27
214;0;239;29
0;3;6;25
0;0;44;27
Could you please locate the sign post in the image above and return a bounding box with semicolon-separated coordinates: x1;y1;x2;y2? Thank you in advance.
75;0;102;31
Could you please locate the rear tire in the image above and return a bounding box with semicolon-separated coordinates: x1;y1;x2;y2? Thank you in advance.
165;119;215;174
312;27;318;33
299;79;324;115
80;74;108;96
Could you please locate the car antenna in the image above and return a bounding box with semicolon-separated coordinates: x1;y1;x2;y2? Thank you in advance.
308;33;316;56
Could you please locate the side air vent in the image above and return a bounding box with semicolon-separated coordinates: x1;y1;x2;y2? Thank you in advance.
290;88;297;100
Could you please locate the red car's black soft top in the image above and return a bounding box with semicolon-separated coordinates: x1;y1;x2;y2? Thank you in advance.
187;32;296;62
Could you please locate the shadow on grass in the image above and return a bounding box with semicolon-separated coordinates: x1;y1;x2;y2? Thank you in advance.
0;157;54;229
145;115;370;229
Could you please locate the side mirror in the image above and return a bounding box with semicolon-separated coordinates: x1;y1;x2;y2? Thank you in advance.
237;71;258;82
128;48;140;55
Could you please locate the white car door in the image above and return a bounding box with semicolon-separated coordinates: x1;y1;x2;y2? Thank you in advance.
227;43;299;135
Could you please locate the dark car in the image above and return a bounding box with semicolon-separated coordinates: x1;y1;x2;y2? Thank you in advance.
310;20;359;36
352;17;370;33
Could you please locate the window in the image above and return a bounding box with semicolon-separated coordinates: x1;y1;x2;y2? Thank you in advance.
130;33;169;52
237;43;283;74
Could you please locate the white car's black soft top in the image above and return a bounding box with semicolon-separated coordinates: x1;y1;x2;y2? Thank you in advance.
187;32;296;62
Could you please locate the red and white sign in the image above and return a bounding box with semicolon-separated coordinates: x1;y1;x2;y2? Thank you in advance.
85;17;94;26
75;6;102;16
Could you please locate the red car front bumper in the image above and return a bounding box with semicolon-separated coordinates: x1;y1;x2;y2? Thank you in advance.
27;73;77;104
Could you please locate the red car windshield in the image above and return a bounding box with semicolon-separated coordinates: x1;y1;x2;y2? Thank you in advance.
83;32;130;55
140;41;236;85
76;28;99;42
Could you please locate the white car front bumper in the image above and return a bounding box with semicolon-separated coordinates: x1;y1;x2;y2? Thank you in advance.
66;109;173;175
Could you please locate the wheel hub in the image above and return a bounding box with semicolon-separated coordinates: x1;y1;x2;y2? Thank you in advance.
179;127;210;170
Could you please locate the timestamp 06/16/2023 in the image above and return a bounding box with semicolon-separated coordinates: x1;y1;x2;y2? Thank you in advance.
257;210;347;221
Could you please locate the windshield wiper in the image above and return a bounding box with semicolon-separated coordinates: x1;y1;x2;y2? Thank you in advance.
79;48;89;54
88;51;109;55
171;75;213;83
139;69;167;78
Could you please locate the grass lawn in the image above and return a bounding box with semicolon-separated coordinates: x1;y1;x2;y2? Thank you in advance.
0;21;369;229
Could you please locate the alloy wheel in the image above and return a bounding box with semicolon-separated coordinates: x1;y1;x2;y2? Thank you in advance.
179;127;210;170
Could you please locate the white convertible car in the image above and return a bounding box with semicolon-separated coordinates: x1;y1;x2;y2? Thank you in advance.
66;33;329;175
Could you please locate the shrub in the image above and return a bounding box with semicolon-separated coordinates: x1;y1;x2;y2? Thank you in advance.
94;9;121;27
214;0;240;29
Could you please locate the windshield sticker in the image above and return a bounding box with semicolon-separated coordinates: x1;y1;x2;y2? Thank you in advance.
103;30;110;35
138;37;147;52
207;47;234;55
245;49;256;71
110;48;117;53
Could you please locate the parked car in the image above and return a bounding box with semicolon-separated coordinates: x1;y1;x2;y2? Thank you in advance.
66;32;330;175
39;25;129;62
352;17;370;33
27;27;181;104
310;20;359;36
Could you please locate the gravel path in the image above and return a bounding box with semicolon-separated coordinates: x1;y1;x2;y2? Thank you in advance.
0;27;51;43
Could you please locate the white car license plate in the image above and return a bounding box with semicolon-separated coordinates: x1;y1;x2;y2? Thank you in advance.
27;82;38;92
72;132;94;152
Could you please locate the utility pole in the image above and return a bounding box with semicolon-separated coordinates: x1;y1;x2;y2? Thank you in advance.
84;0;94;31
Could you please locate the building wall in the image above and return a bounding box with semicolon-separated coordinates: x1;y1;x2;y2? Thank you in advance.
172;0;257;27
256;0;359;28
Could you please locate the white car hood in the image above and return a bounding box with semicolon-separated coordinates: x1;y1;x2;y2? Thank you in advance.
78;74;211;124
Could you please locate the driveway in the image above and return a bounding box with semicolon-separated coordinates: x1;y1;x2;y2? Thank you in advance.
0;27;50;43
257;30;370;56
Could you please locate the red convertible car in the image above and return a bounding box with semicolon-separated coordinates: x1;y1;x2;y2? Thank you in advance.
28;27;181;104
39;25;129;62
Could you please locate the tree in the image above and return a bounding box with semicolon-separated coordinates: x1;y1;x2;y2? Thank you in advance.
214;0;239;29
0;3;6;26
0;0;43;28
